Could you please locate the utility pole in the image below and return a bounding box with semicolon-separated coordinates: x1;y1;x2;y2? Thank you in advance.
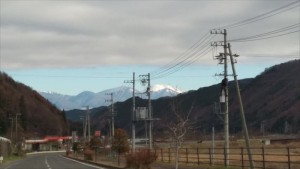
139;73;152;149
83;106;91;142
87;107;91;142
211;29;229;166
80;116;85;139
15;113;21;141
106;93;115;137
228;43;254;169
9;115;13;140
124;72;136;152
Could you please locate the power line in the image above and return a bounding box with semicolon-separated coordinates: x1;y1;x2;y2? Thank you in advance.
229;23;300;42
217;1;299;29
150;32;213;77
7;73;130;79
152;44;213;80
151;35;216;79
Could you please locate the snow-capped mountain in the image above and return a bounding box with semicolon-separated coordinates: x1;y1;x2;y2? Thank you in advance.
40;84;183;110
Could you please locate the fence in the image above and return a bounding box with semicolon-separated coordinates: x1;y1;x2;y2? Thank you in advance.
150;147;300;169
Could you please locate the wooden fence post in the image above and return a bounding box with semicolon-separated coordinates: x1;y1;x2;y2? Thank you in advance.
224;148;227;166
209;148;212;165
241;147;244;169
262;146;265;169
186;148;188;164
197;148;200;165
287;147;291;169
168;148;171;163
161;148;163;162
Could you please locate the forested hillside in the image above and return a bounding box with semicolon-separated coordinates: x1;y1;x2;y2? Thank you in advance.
0;72;68;140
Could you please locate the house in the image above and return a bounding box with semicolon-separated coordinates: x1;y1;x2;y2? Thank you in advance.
24;136;71;151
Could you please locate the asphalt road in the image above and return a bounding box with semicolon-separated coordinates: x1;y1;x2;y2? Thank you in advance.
0;153;106;169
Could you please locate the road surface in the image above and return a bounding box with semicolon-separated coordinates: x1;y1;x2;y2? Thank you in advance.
0;153;106;169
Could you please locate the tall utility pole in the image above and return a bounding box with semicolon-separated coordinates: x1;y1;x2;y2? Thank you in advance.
106;93;115;137
9;115;13;140
125;72;136;152
87;107;91;142
83;106;91;142
15;113;21;141
139;73;152;149
211;29;229;166
228;43;254;169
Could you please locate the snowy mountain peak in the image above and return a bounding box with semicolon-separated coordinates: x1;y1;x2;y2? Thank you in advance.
152;84;183;93
40;84;183;110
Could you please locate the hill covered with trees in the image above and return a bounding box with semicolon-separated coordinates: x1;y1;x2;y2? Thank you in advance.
0;72;68;140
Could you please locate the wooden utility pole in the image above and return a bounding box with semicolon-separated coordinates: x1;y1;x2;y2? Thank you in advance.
15;113;21;141
228;43;254;169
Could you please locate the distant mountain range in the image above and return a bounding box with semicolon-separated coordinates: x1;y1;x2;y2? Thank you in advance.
66;60;300;137
40;84;184;110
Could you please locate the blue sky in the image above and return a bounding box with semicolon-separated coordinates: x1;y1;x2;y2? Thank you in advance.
1;0;299;95
4;58;296;95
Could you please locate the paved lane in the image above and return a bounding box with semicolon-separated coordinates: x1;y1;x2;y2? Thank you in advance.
1;153;105;169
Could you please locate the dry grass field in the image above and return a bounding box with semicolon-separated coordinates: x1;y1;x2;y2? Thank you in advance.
151;139;300;169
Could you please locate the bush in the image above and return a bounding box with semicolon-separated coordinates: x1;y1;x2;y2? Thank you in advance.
126;150;157;169
66;150;72;156
83;149;93;161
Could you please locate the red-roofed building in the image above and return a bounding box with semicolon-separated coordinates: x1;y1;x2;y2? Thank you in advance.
24;136;72;151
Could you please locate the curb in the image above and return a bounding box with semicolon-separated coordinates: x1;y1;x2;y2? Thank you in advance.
26;150;66;155
63;155;125;169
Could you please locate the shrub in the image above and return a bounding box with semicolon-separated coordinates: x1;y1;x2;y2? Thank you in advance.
66;150;72;156
126;150;157;169
83;148;93;161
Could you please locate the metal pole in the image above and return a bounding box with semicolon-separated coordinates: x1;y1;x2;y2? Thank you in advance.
223;29;229;166
125;73;136;152
15;113;21;141
87;107;91;142
148;73;152;149
228;43;254;169
84;109;87;142
111;93;115;137
212;125;215;166
10;117;13;140
132;72;136;152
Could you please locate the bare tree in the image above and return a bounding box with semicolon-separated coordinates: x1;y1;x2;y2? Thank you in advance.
168;101;194;169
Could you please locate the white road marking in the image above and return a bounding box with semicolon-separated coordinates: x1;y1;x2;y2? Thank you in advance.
45;156;52;169
61;156;105;169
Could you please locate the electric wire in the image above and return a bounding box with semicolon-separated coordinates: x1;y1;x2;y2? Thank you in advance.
216;1;300;29
229;23;300;42
151;35;216;79
150;32;211;76
152;44;213;80
150;1;299;80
